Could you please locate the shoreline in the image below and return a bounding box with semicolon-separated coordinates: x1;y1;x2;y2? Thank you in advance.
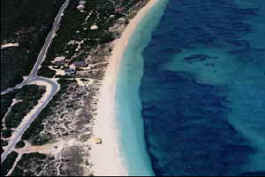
90;0;160;175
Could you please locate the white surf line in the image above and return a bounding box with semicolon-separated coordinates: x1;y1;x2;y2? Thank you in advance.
90;0;161;175
1;43;19;49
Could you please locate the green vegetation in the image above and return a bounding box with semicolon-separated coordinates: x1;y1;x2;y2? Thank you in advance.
22;79;75;145
0;92;16;122
1;0;63;91
1;85;45;149
8;167;24;177
38;0;147;79
22;152;47;161
10;153;47;176
37;67;57;78
1;139;8;147
1;151;18;176
0;146;4;154
2;128;12;138
24;0;148;144
5;85;45;129
15;141;25;149
39;0;127;78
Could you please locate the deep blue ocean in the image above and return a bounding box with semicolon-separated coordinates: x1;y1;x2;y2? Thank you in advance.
140;0;265;176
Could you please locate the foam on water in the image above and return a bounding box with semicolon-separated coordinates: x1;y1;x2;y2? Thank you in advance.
115;0;168;175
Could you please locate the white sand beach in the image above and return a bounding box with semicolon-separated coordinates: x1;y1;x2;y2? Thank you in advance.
90;0;160;175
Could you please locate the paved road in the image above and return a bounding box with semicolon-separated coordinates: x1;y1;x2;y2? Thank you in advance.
1;0;69;96
1;0;70;163
1;77;59;163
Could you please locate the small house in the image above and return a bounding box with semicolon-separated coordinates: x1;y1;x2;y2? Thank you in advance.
65;68;76;76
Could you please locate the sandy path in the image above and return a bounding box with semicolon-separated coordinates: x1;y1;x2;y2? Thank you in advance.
1;43;19;49
1;0;69;163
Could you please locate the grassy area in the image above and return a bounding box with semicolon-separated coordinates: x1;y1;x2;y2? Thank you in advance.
22;79;75;145
0;92;16;122
2;129;12;139
0;0;63;91
1;0;149;175
1;139;8;147
39;0;141;78
10;153;47;176
15;141;26;149
1;85;45;150
1;151;18;176
1;92;17;141
5;85;45;129
1;141;7;154
22;0;148;146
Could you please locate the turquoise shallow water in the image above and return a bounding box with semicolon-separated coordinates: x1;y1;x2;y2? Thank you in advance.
115;0;168;175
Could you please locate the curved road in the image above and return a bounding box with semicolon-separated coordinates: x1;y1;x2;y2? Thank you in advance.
1;0;70;163
1;77;59;163
1;0;69;96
